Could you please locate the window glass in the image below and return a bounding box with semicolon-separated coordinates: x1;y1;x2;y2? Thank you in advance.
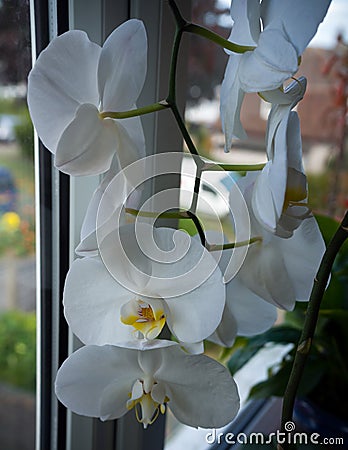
0;1;35;449
165;0;348;449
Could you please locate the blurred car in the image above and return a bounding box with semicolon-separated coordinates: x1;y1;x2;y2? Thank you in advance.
0;167;17;213
0;114;20;142
180;154;238;219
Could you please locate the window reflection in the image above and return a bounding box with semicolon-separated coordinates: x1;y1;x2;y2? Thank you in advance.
165;0;348;449
0;1;35;449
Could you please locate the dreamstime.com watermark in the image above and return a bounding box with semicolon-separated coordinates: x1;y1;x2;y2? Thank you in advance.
205;421;345;446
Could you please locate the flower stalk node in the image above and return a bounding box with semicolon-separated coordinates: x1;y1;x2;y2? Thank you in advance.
297;338;312;355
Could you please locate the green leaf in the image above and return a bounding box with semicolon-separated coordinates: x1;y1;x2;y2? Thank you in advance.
248;355;326;400
315;214;341;246
227;326;301;373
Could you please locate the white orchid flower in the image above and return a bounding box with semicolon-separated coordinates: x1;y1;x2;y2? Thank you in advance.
252;77;310;235
55;341;240;428
27;19;146;176
64;223;225;345
226;173;326;311
220;0;331;150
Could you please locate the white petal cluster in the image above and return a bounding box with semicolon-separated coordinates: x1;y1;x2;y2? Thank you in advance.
220;0;331;150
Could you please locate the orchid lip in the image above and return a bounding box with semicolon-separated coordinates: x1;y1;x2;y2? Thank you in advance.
126;379;168;429
121;298;166;340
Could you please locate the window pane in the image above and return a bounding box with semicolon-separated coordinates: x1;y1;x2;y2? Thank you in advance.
0;1;35;449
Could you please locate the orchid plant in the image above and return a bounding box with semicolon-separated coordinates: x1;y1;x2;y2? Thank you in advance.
28;0;347;444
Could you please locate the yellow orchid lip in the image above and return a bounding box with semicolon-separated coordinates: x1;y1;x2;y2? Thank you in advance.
121;299;166;340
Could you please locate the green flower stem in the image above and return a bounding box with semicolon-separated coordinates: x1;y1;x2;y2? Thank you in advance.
183;23;255;53
168;0;254;53
208;237;262;252
186;211;206;247
126;208;261;251
189;166;204;215
167;0;257;247
166;4;201;158
168;0;187;29
125;208;190;219
167;26;183;105
203;162;265;172
281;211;348;448
169;102;200;157
100;101;169;119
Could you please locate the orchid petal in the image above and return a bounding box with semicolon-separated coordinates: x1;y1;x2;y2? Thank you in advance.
220;54;247;148
179;341;205;355
118;339;177;352
63;257;134;345
286;112;304;171
239;26;298;92
239;243;296;310
55;103;118;176
120;299;140;325
157;346;240;428
252;162;282;233
98;19;147;112
261;0;332;55
265;78;306;161
226;278;278;336
253;98;305;233
120;114;146;160
75;155;134;257
141;227;224;301
99;223;152;291
55;345;141;419
279;217;326;301
115;121;145;177
137;347;165;382
27;30;101;152
276;204;311;238
263;113;289;224
208;303;238;347
261;77;307;106
164;273;225;343
229;0;260;46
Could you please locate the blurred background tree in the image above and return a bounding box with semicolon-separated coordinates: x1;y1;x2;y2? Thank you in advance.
0;0;31;85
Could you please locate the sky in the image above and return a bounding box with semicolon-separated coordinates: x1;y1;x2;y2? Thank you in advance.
216;0;348;49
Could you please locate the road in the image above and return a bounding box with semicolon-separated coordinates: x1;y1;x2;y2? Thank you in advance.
0;255;36;312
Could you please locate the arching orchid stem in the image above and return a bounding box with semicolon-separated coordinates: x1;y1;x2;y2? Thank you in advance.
100;101;169;119
208;237;262;252
167;10;183;105
168;0;187;29
183;23;255;53
168;0;254;53
203;162;265;172
186;211;206;247
189;165;204;215
169;102;200;157
125;207;190;219
280;211;348;450
166;9;200;158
